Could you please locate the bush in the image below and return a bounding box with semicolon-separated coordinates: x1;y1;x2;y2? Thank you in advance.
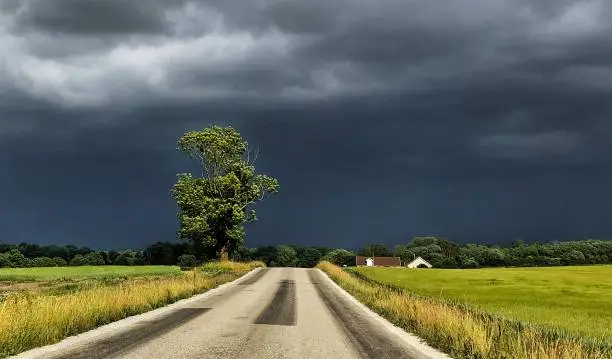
52;257;68;267
299;248;323;268
178;254;197;270
0;253;10;268
5;249;27;267
439;257;459;268
31;257;56;267
275;246;297;267
461;258;480;269
85;252;105;265
113;254;135;266
562;250;586;265
322;249;355;266
70;254;89;266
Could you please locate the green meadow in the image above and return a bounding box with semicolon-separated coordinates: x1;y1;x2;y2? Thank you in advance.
353;265;612;342
0;265;181;282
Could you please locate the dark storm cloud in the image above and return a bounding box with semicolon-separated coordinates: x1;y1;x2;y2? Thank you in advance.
1;0;612;248
2;0;609;108
11;0;170;35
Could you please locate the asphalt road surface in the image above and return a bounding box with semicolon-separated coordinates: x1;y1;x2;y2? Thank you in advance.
41;268;431;359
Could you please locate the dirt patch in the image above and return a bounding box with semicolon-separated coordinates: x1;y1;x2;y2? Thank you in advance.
0;282;49;302
0;281;49;292
0;279;88;300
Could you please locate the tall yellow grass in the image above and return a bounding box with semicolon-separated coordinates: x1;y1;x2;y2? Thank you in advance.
317;261;612;359
0;261;263;358
201;260;265;273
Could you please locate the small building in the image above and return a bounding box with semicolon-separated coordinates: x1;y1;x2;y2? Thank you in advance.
355;256;367;266
406;256;433;268
355;256;401;267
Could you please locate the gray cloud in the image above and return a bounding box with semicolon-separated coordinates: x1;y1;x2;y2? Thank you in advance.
1;0;610;109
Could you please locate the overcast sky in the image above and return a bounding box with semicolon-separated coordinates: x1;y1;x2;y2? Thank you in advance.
1;0;612;250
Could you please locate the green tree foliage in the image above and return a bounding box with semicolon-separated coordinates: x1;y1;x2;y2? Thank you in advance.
226;244;331;267
113;254;130;265
5;249;27;267
461;258;480;268
358;244;390;257
0;253;10;268
16;243;44;258
31;257;56;267
250;246;278;266
97;251;109;265
52;257;68;267
322;249;356;266
85;252;106;265
171;126;280;260
0;241;169;268
107;251;120;264
298;247;323;268
562;250;586;265
275;245;298;267
69;254;89;266
231;245;255;262
178;254;197;270
143;242;190;265
134;251;146;265
392;237;612;269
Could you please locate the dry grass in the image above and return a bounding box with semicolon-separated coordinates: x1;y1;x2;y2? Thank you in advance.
200;260;266;274
317;261;612;359
0;261;263;358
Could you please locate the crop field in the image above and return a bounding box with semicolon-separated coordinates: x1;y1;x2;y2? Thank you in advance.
353;265;612;342
0;262;263;357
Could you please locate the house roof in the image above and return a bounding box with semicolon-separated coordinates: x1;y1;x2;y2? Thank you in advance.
372;256;401;266
355;255;401;266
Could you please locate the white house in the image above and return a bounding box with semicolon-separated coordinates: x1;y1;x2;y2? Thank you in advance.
365;257;374;266
406;256;433;268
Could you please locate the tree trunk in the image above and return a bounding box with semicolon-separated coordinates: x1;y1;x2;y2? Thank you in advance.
219;244;229;262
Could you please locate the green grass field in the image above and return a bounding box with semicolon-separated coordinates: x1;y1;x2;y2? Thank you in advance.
0;265;181;282
353;265;612;343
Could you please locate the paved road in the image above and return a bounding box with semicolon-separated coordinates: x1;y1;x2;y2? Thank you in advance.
42;268;428;359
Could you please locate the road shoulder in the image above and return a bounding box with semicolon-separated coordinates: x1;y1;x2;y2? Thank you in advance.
315;268;452;359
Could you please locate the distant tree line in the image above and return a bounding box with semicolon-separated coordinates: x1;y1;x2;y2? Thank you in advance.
172;237;612;269
230;245;354;267
0;243;147;268
383;237;612;268
0;241;351;269
217;237;612;268
1;237;612;269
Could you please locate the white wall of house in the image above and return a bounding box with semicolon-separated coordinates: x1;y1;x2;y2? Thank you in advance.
407;257;433;268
